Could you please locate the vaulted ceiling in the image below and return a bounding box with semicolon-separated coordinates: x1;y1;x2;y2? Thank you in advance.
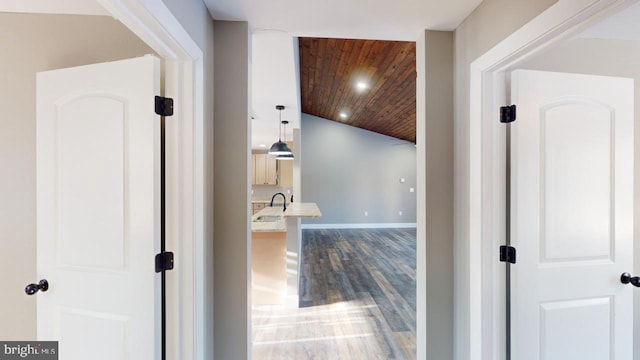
299;37;416;142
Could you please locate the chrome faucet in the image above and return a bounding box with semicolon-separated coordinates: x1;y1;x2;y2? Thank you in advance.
270;192;287;212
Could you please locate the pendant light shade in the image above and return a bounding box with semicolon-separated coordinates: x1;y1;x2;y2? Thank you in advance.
276;119;294;160
269;105;293;156
269;141;292;155
276;153;294;161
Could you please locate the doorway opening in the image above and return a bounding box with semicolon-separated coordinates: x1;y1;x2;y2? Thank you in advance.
467;1;640;358
0;2;206;358
0;11;157;342
249;35;418;359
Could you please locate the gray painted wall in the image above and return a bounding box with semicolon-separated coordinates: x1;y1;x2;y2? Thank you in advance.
422;30;454;360
300;113;416;225
213;21;251;360
0;12;153;341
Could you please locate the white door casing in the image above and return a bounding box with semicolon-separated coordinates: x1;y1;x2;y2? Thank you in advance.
511;70;634;359
37;56;161;359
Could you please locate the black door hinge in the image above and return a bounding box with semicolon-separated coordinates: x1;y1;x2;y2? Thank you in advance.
500;105;516;123
500;245;516;264
155;96;174;117
155;252;174;273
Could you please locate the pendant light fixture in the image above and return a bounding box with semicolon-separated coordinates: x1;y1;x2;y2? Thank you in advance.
276;154;294;160
276;120;294;161
269;105;293;156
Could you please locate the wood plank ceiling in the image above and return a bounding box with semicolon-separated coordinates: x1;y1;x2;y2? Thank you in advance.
299;37;416;142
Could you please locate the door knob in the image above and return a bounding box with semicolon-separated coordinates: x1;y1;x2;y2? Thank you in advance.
25;279;49;295
621;273;640;287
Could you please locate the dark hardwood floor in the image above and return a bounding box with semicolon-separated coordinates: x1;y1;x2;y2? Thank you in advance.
252;228;416;359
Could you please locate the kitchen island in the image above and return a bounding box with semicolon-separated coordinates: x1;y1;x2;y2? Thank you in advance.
251;202;321;307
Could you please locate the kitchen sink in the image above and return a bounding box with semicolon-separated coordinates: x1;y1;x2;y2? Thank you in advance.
254;215;281;222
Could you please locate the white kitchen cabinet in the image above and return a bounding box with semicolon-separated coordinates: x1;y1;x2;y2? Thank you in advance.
252;153;277;185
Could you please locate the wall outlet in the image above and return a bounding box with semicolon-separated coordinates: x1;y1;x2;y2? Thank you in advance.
286;189;291;194
399;210;403;216
409;187;414;193
400;177;406;183
364;211;368;217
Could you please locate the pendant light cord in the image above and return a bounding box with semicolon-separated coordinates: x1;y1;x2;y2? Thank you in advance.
282;120;288;142
278;107;283;141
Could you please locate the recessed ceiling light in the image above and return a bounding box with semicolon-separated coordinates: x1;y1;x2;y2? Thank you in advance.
339;112;348;119
259;144;267;148
357;82;367;89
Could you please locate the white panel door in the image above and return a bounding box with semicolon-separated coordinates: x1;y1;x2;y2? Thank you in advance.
36;56;161;360
511;70;634;359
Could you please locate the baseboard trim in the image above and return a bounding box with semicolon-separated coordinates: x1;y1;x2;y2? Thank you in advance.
301;223;417;229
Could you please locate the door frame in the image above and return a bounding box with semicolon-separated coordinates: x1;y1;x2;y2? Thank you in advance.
95;1;205;359
464;0;638;359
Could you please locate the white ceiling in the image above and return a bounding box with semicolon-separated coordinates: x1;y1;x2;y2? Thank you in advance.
575;2;640;41
0;0;107;15
251;31;301;151
204;0;483;41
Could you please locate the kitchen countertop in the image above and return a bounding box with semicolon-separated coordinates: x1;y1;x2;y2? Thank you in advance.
283;202;322;218
251;202;321;232
252;206;286;232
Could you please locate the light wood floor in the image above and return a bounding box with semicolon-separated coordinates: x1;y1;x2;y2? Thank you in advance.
252;228;416;359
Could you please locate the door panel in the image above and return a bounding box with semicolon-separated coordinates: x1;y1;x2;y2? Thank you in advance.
57;96;126;270
541;101;613;262
37;56;161;360
540;297;611;359
58;308;128;359
511;69;634;359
